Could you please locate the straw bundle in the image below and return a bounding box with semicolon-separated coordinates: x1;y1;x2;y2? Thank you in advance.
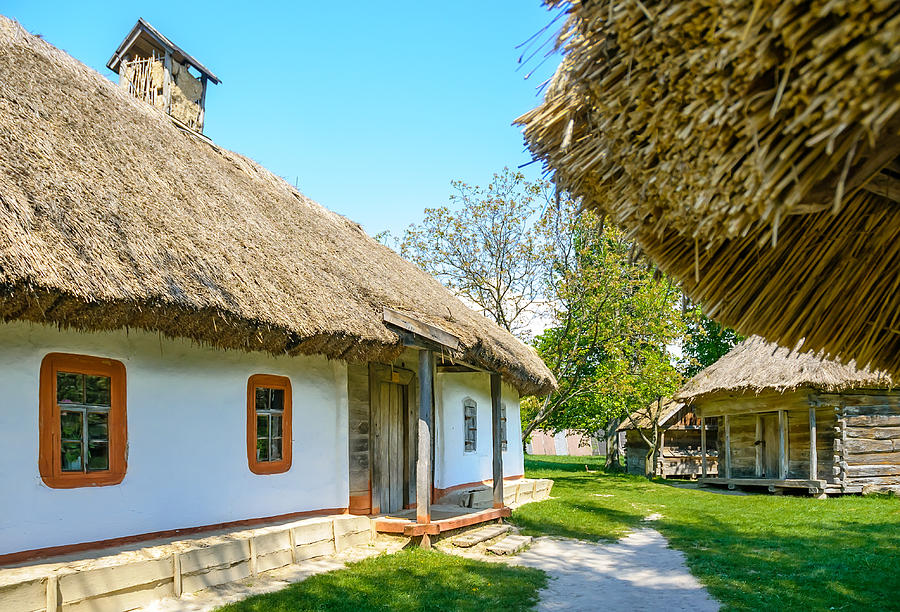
676;336;891;400
0;17;555;396
518;1;900;375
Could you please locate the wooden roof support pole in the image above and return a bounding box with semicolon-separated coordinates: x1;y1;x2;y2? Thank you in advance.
755;415;763;478
416;349;433;547
491;372;504;509
809;407;818;481
778;410;788;480
723;415;732;480
198;74;208;133
700;417;707;478
163;51;172;115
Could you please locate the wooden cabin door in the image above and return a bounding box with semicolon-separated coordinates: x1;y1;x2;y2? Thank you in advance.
760;413;780;477
370;364;415;515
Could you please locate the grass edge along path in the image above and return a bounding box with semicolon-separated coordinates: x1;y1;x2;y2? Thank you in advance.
512;455;900;611
214;547;546;612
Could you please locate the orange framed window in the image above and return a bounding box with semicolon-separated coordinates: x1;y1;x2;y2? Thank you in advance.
39;353;127;488
247;374;292;475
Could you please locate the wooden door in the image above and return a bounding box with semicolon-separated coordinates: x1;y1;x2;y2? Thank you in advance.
369;364;415;515
761;413;779;477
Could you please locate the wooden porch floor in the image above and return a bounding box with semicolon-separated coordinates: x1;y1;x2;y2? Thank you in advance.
373;505;511;536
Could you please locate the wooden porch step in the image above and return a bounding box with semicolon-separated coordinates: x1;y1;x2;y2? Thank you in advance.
452;524;511;548
486;534;532;556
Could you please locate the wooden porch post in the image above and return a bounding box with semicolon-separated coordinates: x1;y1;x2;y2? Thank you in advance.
490;373;504;509
163;51;173;115
809;407;818;481
700;417;707;478
778;410;788;480
724;415;732;479
416;349;433;546
755;415;763;477
198;74;208;133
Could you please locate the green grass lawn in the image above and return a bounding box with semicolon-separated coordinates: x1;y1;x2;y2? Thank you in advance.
215;548;546;612
513;455;900;611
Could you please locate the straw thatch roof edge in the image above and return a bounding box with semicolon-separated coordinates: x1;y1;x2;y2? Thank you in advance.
675;336;892;402
0;17;556;396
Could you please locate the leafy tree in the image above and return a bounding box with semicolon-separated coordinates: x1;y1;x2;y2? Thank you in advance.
400;168;551;340
680;310;743;377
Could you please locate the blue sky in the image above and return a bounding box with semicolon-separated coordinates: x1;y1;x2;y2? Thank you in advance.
6;1;562;238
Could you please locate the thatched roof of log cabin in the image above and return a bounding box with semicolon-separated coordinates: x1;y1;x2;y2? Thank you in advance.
676;336;892;402
0;17;556;396
517;1;900;376
618;399;685;431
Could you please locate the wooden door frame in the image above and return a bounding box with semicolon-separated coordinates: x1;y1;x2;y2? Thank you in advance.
368;363;417;514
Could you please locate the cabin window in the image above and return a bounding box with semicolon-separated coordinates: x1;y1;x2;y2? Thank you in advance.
247;374;292;474
500;404;508;452
464;399;477;453
39;353;127;488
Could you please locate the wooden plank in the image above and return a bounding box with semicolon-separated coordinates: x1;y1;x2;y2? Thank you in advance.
59;558;173;602
63;581;174;612
295;539;336;561
700;477;825;487
256;549;293;573
197;74;208;132
724;415;732;479
845;415;900;427
491;372;504;509
843;451;900;464
700;417;707;478
0;578;45;612
778;410;788;480
180;540;250;574
292;520;335;546
809;407;818;480
417;349;434;528
384;308;460;351
845;426;900;439
368;364;381;515
846;464;900;478
845;438;896;453
163;51;172;114
181;561;250;594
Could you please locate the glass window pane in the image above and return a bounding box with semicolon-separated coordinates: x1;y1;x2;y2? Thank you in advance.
87;412;108;441
270;388;284;411
270;437;282;461
272;415;282;438
255;387;268;411
257;414;269;438
57;372;83;404
256;438;269;462
61;441;83;471
60;411;83;441
87;442;109;471
85;375;111;406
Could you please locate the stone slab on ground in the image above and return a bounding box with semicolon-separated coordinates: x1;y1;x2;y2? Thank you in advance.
452;524;510;548
513;530;719;611
486;535;532;556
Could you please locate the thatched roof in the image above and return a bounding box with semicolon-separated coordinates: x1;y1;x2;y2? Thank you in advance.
676;336;892;401
518;1;900;376
618;398;684;431
0;17;555;396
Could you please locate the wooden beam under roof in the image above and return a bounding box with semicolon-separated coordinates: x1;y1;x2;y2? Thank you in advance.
383;307;460;352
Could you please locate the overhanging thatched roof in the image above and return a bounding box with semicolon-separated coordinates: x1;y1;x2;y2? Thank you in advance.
676;336;892;401
618;398;684;431
0;17;556;396
518;1;900;376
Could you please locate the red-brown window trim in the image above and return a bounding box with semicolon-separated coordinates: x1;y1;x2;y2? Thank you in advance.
247;374;292;475
39;353;127;489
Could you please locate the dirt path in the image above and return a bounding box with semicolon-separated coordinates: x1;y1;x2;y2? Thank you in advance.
512;530;720;611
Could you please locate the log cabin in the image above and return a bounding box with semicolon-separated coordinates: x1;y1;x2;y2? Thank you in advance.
620;400;718;478
0;15;557;571
677;336;899;496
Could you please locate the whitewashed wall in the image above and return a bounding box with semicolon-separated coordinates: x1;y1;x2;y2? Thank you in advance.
434;371;524;490
0;321;348;557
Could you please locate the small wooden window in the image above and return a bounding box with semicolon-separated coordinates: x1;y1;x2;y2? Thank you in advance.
464;399;477;453
500;404;508;452
247;374;292;474
39;353;127;488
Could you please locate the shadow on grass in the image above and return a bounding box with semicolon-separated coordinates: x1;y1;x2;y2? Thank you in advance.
215;549;547;612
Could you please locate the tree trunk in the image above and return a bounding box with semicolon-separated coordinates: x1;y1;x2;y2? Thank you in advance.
604;423;621;471
643;423;660;478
